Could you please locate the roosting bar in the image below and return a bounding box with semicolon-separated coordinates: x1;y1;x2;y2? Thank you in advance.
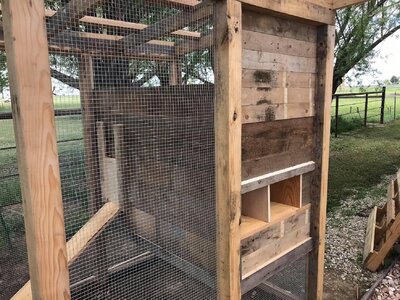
1;0;366;299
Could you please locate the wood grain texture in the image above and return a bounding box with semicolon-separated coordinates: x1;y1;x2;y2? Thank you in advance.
243;30;317;58
363;206;377;262
13;202;120;300
242;10;318;42
2;1;70;299
241;161;315;194
242;186;270;222
270;176;302;208
308;25;335;300
242;117;314;161
242;70;316;89
239;0;335;25
214;1;242;299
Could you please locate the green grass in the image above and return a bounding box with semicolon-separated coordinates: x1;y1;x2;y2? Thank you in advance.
328;119;400;211
0;95;81;112
332;86;400;134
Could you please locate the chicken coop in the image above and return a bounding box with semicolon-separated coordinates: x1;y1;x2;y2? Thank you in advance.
1;0;364;299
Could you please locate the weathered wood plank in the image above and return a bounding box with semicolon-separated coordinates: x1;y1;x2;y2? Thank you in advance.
242;70;316;89
239;0;336;25
2;0;70;298
243;49;317;73
12;202;120;300
365;212;400;272
241;238;312;294
241;161;315;194
214;0;242;298
242;87;314;106
332;0;366;9
308;25;335;300
47;0;101;37
242;226;311;278
242;117;314;161
363;206;377;262
243;30;317;58
242;102;314;123
242;10;318;42
123;3;212;51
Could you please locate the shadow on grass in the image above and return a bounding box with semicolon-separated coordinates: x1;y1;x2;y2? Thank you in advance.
331;116;365;135
328;120;400;212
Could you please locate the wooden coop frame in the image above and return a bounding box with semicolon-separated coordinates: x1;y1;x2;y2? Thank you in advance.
1;0;367;299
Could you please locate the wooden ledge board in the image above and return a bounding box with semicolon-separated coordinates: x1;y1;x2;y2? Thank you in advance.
241;161;315;194
240;203;310;240
12;202;120;300
363;206;377;262
241;237;312;280
241;238;312;294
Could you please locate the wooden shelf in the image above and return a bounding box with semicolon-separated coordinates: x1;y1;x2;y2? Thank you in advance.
241;161;315;194
240;203;301;240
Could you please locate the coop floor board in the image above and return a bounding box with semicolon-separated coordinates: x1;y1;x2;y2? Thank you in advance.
241;203;306;240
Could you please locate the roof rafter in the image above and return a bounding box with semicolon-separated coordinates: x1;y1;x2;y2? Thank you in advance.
47;0;102;37
122;2;212;53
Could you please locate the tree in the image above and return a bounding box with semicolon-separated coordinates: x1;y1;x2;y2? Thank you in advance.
334;0;400;93
390;75;399;84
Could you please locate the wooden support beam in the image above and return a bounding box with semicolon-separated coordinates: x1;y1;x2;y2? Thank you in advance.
308;25;335;300
238;0;336;25
241;239;313;294
44;9;201;39
259;282;302;300
332;0;365;9
12;202;120;300
145;0;201;10
123;2;212;52
241;161;315;194
2;0;71;299
46;0;102;37
214;1;242;299
175;34;213;55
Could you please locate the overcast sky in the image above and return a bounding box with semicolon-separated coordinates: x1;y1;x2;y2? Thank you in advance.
358;34;400;85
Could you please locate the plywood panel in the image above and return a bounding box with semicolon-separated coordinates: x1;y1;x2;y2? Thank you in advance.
242;186;270;222
270;176;302;208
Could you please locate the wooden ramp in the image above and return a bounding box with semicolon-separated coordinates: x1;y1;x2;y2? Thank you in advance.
363;173;400;272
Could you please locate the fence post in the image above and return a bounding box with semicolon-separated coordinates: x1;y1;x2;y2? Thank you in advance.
380;86;386;124
364;93;368;127
335;94;339;137
394;92;397;120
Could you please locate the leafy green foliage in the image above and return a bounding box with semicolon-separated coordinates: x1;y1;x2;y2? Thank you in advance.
334;0;400;92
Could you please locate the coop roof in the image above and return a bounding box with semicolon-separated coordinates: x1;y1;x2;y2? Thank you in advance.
0;0;365;60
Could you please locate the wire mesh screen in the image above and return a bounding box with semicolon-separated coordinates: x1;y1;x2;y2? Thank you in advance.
49;0;215;299
243;256;308;300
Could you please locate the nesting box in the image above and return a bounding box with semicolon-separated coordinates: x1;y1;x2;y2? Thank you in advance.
2;0;365;299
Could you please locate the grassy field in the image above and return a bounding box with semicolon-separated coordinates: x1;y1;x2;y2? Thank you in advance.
332;86;400;133
328;119;400;211
0;95;81;112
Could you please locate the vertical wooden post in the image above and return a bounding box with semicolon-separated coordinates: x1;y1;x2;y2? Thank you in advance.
334;95;339;137
364;94;369;127
380;86;386;124
214;1;242;299
2;0;71;299
169;57;182;86
79;55;108;280
308;25;335;300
